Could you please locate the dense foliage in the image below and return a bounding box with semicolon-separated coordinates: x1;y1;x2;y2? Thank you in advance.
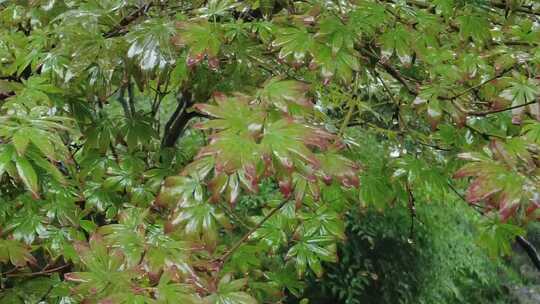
308;199;517;304
1;0;540;303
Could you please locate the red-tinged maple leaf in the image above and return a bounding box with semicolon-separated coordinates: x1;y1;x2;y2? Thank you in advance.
261;117;333;170
498;192;521;222
317;148;360;188
193;94;265;136
196;134;260;175
465;177;501;203
156;176;204;208
454;148;531;222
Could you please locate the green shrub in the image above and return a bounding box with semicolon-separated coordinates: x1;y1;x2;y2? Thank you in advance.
303;202;521;304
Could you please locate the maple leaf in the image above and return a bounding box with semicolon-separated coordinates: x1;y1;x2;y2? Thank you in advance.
454;145;528;221
261;117;334;172
145;225;192;274
316;16;356;56
257;78;313;112
0;239;37;267
97;209;147;267
379;25;412;64
203;274;258;304
64;236;135;300
316;147;360;188
286;235;337;278
167;201;230;250
194;93;265;135
272;26;314;66
310;43;360;83
127;18;176;71
173;21;222;67
457;13;491;44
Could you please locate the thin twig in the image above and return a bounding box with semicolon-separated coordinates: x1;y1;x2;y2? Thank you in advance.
466;100;537;117
465;123;506;139
216;200;289;264
127;79;136;117
104;2;153;38
405;182;416;240
6;264;70;278
444;68;513;101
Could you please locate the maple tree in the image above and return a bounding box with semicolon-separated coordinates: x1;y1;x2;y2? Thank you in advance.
0;0;540;303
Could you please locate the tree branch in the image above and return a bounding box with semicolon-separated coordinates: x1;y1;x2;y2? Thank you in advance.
117;85;131;119
5;264;70;278
466;100;537;117
516;236;540;272
359;47;419;95
127;79;136;117
161;91;198;148
405;182;417;240
104;2;153;38
443;67;514;101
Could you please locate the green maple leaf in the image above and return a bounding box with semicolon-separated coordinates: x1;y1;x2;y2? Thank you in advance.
261;117;333;171
300;205;345;240
316;16;356;56
257;78;312;112
204;274;258;304
251;202;296;252
0;239;37;267
167;201;230;250
457;13;491;44
98;209;147;267
197;0;239;19
310;43;360;83
64;237;135;299
317;148;360;188
454;149;526;221
194;93;265;135
154;273;201;304
145;225;192;273
198;134;260;175
127;18;176;71
349;2;388;35
174;20;222;65
157;176;204;207
121;114;157;151
286;235;337;278
379;25;412;64
272;26;314;65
